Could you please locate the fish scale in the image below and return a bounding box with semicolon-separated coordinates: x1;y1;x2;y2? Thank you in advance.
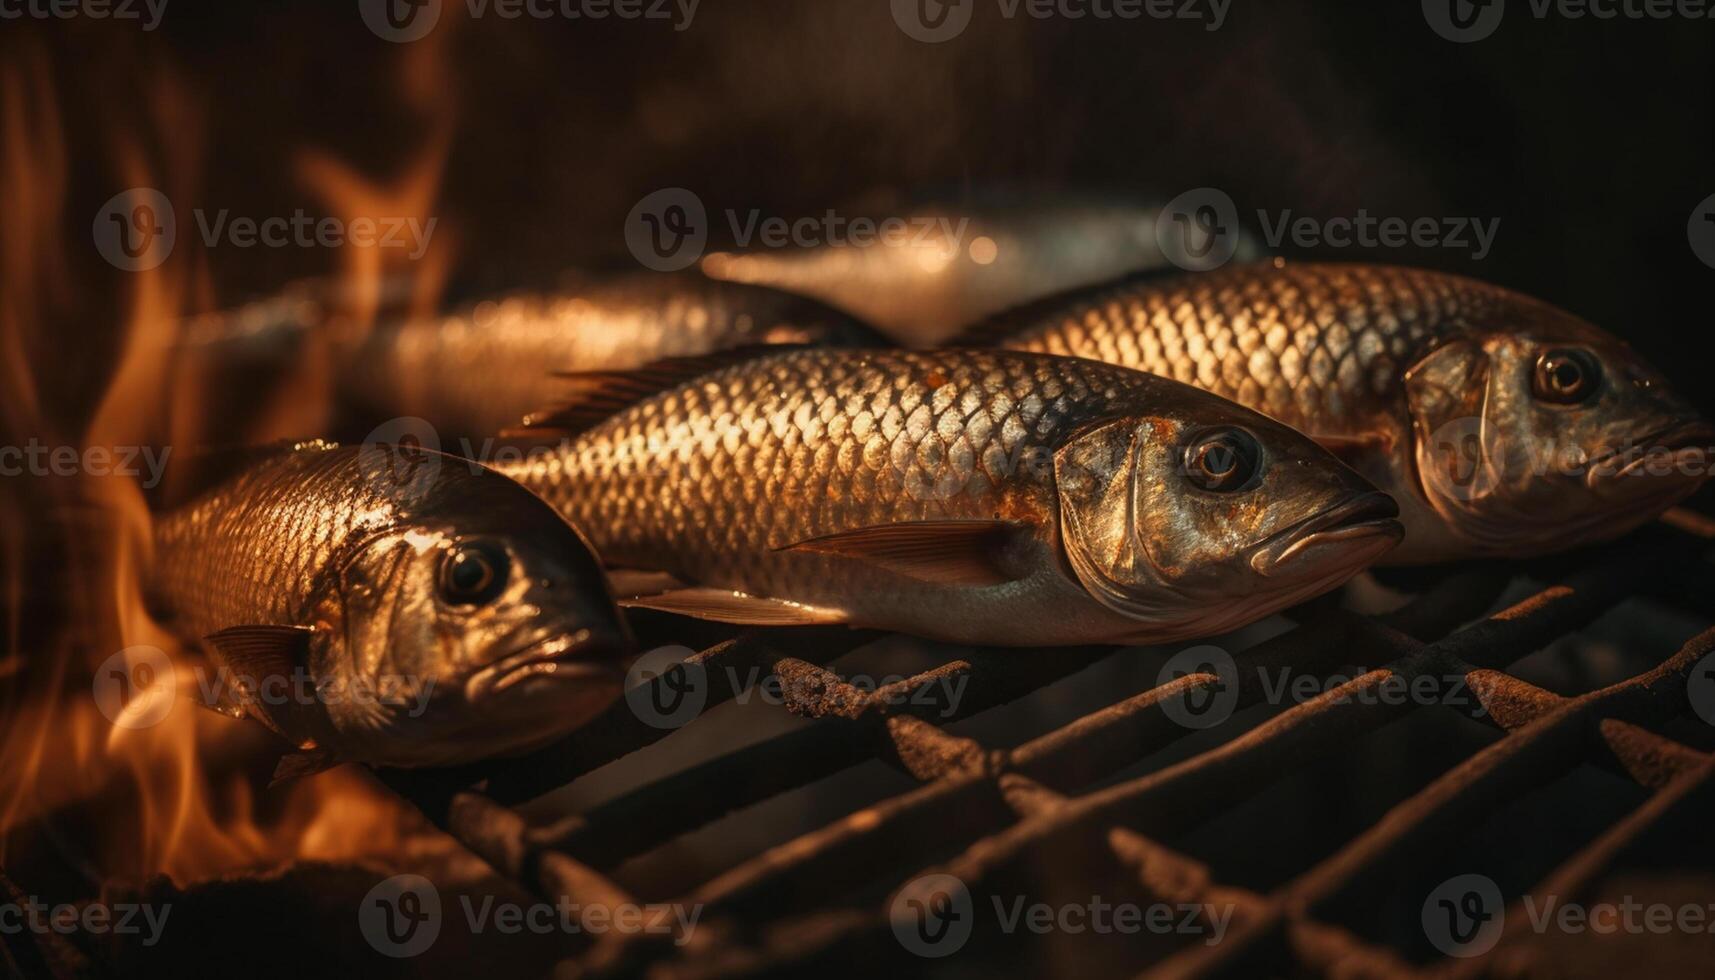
152;445;382;640
500;347;1400;646
148;442;634;769
986;262;1512;437
970;260;1712;564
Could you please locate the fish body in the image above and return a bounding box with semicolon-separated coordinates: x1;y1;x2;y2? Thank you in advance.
700;194;1264;346
499;349;1401;647
176;271;884;443
970;262;1712;563
149;442;632;770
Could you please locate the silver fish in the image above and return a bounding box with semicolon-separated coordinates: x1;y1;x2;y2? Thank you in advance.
966;261;1714;563
149;442;633;772
499;348;1401;647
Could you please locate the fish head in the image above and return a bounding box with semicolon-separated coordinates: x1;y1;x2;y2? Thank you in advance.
318;476;632;768
1053;398;1402;636
1405;321;1712;555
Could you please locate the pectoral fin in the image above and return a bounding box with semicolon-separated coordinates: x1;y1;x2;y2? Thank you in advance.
620;588;848;626
201;624;314;737
776;519;1023;586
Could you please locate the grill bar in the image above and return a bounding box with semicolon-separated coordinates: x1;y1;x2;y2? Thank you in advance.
379;516;1715;978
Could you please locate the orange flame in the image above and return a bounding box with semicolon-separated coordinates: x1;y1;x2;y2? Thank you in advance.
0;30;461;886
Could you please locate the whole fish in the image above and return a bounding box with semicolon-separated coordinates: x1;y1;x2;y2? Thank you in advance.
700;193;1264;346
149;442;633;773
175;270;885;443
963;261;1713;563
498;349;1402;647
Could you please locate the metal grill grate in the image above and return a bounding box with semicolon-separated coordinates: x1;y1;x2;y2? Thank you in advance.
379;513;1715;978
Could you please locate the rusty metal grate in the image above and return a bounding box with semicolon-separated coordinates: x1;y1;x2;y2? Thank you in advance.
378;513;1715;978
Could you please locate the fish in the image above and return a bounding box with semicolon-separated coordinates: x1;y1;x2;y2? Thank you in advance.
173;270;885;443
700;192;1264;346
147;441;634;774
960;261;1715;563
497;348;1402;647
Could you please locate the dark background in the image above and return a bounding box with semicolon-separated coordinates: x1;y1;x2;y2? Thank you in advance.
2;0;1712;437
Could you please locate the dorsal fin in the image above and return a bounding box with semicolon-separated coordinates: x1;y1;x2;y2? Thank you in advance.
510;345;811;437
946;263;1199;348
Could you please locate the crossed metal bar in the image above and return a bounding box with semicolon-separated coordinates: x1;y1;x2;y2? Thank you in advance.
382;517;1715;978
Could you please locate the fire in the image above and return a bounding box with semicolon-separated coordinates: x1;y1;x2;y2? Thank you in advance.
0;28;459;887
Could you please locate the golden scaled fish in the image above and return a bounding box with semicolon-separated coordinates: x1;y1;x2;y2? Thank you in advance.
962;261;1714;563
148;442;633;774
700;193;1265;346
498;349;1402;647
177;270;884;442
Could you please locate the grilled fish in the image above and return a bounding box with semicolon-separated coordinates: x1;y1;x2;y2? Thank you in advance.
965;261;1714;563
498;349;1402;646
700;193;1264;346
176;270;884;442
149;442;633;772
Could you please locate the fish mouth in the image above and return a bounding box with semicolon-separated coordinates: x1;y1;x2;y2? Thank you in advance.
1250;492;1404;579
1585;422;1715;492
464;629;627;704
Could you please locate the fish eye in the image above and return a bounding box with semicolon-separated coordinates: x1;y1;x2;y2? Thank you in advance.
438;540;510;607
1533;348;1602;405
1183;427;1263;493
